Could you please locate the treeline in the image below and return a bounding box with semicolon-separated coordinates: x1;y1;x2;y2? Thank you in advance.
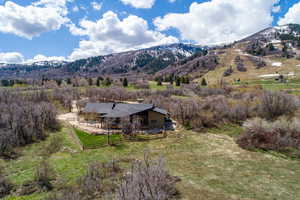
155;75;190;86
0;79;28;87
0;76;115;88
143;85;299;130
0;88;81;159
246;38;297;58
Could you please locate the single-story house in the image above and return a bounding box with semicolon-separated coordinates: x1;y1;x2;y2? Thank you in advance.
81;103;169;129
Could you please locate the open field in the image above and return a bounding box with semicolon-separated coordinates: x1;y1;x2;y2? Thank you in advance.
2;125;300;200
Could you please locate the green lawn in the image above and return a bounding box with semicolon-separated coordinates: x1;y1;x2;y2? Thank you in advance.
74;128;122;149
207;123;244;138
2;126;300;200
235;79;300;91
149;81;167;90
125;81;169;91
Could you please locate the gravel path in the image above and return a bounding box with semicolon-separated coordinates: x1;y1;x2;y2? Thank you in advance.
57;101;108;135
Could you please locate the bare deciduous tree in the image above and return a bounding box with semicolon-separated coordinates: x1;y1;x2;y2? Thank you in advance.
116;153;179;200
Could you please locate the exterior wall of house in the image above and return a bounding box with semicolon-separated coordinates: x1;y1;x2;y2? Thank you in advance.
148;111;165;128
82;113;99;121
81;110;166;130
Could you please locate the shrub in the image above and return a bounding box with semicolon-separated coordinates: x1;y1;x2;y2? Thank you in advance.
185;84;226;97
133;81;150;89
101;160;122;179
46;161;121;200
116;154;180;200
46;187;81;200
237;117;300;155
200;96;253;125
258;91;298;120
0;175;13;198
237;63;247;72
77;162;103;198
223;67;233;77
224;103;251;124
0;130;17;159
41;135;63;157
34;160;55;191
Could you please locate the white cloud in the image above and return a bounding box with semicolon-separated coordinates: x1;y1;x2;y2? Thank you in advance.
72;5;79;12
80;5;87;10
0;52;24;64
91;1;102;11
25;54;66;63
168;0;176;3
69;11;178;60
0;52;68;64
0;0;69;39
278;2;300;25
154;0;278;45
120;0;155;9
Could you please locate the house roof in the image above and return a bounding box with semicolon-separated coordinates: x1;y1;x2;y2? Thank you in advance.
83;103;168;118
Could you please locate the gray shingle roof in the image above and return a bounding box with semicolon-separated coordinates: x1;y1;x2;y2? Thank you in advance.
83;103;167;118
152;107;168;115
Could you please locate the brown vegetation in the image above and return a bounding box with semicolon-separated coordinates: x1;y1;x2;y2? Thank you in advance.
237;117;300;157
258;91;298;120
0;90;60;159
0;167;14;199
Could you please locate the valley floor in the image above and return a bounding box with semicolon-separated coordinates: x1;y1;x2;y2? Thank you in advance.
2;125;300;200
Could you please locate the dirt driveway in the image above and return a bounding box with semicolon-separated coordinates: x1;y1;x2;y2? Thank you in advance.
57;101;108;135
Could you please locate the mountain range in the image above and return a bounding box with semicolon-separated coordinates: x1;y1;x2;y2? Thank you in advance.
1;24;300;80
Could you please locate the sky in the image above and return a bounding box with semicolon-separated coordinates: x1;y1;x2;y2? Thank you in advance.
0;0;300;64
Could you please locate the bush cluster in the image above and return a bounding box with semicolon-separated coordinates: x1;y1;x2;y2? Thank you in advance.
258;91;298;120
0;90;59;159
47;155;179;200
0;173;13;199
117;155;179;200
237;117;300;156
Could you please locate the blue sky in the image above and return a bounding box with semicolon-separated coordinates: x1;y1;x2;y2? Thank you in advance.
0;0;300;63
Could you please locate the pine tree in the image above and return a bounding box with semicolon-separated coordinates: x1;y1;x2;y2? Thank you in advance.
201;78;208;86
96;77;101;87
175;76;181;86
267;43;275;51
88;78;93;86
1;80;9;87
170;78;174;85
66;78;71;85
56;79;62;86
157;79;162;86
123;78;128;87
186;76;190;84
104;77;112;86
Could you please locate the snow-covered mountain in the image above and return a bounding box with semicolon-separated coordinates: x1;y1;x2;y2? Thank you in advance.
1;24;300;80
0;43;203;79
24;60;69;67
242;24;300;42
